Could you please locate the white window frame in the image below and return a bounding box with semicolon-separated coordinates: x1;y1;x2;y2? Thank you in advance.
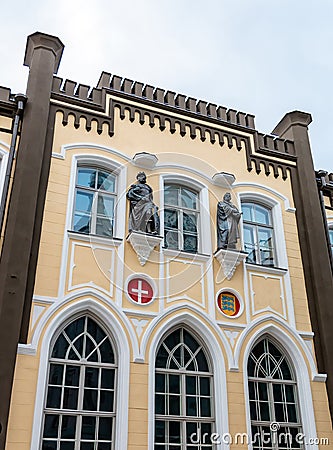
154;326;215;449
41;315;118;450
247;336;303;449
30;299;130;450
148;312;229;450
159;174;212;255
72;165;118;237
66;154;127;241
242;325;320;450
238;192;288;269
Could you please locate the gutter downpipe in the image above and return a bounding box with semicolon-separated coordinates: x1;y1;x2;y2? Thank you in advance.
0;94;27;238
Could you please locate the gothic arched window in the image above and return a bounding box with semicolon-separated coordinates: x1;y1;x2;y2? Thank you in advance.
154;328;215;449
41;316;117;450
248;337;303;449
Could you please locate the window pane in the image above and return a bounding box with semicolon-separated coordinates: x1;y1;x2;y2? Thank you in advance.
155;373;165;392
169;421;181;443
101;369;115;389
43;414;59;438
73;213;91;234
65;366;80;387
164;229;179;249
243;225;255;246
183;213;197;233
164;209;178;229
61;415;77;438
99;417;112;440
81;416;96;440
46;387;61;409
164;185;179;206
97;170;115;192
42;441;57;450
97;194;114;217
100;390;114;412
155;394;165;414
200;397;211;417
186;376;196;395
258;228;273;249
85;367;99;388
183;234;197;253
181;188;197;209
169;395;180;415
200;377;210;396
96;217;113;237
63;388;79;409
77;168;96;188
186;396;197;416
83;389;98;411
49;364;64;385
75;190;93;213
52;334;69;359
60;443;75;450
242;203;253;222
155;420;166;443
99;339;115;363
169;375;180;394
254;205;271;225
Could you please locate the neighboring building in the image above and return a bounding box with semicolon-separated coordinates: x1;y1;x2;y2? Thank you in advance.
0;32;332;450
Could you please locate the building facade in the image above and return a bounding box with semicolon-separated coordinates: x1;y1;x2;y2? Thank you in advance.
0;32;332;450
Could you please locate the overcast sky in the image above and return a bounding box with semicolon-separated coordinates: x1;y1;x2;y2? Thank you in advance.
1;0;332;171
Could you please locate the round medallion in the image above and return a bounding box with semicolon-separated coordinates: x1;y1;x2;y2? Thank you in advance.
217;291;241;317
127;277;154;305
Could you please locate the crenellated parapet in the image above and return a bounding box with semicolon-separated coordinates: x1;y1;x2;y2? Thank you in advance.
49;72;297;180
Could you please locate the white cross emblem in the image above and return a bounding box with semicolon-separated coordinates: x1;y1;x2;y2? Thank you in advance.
130;279;149;303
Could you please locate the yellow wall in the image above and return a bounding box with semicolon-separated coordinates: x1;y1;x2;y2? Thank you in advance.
6;98;333;449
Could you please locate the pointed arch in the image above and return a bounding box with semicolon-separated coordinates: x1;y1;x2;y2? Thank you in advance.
30;298;129;450
147;311;229;450
242;324;319;450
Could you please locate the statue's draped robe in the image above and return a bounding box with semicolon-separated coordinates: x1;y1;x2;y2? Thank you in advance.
217;200;241;249
127;183;159;234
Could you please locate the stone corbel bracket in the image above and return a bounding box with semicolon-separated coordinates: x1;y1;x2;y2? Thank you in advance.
214;248;248;280
212;172;236;188
127;231;163;265
132;152;158;170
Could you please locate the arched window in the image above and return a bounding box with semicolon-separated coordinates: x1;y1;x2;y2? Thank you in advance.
247;337;303;449
164;184;200;253
154;328;215;449
41;316;117;450
73;166;117;237
241;202;275;266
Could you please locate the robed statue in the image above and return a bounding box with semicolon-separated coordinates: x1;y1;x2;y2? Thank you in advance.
127;172;160;234
217;192;242;249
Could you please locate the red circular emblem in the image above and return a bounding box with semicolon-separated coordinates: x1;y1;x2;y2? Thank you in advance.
217;291;240;317
127;277;154;304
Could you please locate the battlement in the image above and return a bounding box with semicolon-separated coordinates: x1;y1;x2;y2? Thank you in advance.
96;71;256;129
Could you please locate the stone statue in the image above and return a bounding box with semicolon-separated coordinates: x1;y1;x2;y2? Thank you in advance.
217;192;242;250
127;172;160;234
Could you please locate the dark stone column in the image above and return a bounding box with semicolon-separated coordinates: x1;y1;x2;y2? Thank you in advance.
273;111;333;420
0;32;64;449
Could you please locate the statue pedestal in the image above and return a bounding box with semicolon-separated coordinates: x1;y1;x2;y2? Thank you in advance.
127;231;163;266
214;248;248;280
